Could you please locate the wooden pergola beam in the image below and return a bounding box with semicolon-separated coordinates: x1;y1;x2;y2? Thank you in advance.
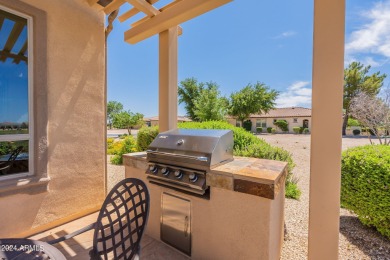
0;50;27;63
131;0;183;27
125;0;159;16
0;16;4;31
3;21;25;53
118;0;160;22
103;0;125;14
125;0;232;44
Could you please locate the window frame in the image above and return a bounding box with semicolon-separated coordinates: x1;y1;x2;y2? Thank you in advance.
293;118;298;123
0;5;34;180
256;119;266;128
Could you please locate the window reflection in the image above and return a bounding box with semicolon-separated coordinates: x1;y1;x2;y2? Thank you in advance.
0;9;29;135
0;140;29;175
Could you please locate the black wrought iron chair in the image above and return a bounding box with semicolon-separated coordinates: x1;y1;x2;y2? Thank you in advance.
0;146;23;175
48;178;150;260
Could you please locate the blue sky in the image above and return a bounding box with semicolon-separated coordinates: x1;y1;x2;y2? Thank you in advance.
109;0;387;117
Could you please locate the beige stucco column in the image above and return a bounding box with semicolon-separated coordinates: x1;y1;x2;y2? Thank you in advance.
308;0;345;259
159;27;178;132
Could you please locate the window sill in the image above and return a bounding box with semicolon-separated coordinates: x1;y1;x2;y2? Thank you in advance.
0;176;50;198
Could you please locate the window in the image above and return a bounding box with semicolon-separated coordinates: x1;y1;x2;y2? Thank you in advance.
293;118;298;123
273;119;277;123
256;119;266;128
0;7;33;177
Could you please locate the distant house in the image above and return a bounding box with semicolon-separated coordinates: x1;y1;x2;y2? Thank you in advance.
144;116;192;127
228;107;312;133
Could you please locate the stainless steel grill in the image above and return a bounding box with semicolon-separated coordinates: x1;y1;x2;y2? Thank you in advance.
145;129;234;197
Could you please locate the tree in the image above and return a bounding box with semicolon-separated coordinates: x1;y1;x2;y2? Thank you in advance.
178;78;204;121
229;82;278;125
349;91;390;145
342;62;386;135
112;111;144;135
107;101;123;129
193;82;228;121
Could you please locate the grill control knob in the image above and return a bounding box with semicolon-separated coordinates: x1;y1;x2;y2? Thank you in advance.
174;170;183;179
189;173;198;183
149;165;158;174
161;167;170;176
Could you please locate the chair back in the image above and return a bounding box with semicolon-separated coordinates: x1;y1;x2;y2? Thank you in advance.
8;146;23;162
91;178;150;260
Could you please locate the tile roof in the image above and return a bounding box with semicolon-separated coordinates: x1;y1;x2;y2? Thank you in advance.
250;107;311;118
144;116;192;122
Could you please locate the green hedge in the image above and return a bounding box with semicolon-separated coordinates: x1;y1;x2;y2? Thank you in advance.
341;145;390;239
293;127;300;134
274;120;288;132
136;126;159;151
256;127;262;133
178;121;300;199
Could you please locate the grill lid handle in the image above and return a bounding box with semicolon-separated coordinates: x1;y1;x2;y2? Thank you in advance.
146;150;208;162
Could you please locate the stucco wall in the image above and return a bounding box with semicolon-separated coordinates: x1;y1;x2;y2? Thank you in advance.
0;0;105;237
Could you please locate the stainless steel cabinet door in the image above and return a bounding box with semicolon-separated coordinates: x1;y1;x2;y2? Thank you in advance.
161;193;191;256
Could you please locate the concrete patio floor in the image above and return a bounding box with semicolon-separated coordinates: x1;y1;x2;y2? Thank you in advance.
30;212;189;260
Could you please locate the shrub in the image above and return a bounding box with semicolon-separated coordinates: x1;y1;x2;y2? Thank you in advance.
303;128;309;134
299;127;304;134
348;118;360;127
274;120;289;132
267;127;273;133
285;182;301;200
341;145;390;239
110;136;138;165
179;121;299;199
352;129;361;135
136;126;159;151
243;120;252;132
293;127;300;134
119;133;128;139
107;140;123;155
271;128;276;134
256;127;262;133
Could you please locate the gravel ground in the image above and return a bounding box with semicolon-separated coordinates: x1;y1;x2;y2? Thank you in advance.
259;134;390;260
107;155;125;192
106;134;390;259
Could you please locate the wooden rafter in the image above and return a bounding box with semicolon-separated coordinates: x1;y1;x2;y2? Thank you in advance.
103;0;125;14
0;16;4;31
3;22;25;53
118;0;159;22
0;10;28;64
125;0;232;44
0;51;27;64
87;0;231;44
125;0;159;16
131;0;183;27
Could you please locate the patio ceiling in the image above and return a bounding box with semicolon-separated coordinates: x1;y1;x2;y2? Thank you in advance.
0;9;27;64
88;0;232;44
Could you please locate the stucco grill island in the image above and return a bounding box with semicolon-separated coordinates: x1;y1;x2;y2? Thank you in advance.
146;129;234;198
124;129;288;259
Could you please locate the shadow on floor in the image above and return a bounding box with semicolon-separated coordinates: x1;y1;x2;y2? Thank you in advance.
339;216;390;259
38;230;92;259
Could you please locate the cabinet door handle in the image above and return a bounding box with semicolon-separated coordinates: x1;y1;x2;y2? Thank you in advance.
184;216;189;237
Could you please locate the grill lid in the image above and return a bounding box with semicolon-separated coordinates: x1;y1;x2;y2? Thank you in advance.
147;129;233;169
